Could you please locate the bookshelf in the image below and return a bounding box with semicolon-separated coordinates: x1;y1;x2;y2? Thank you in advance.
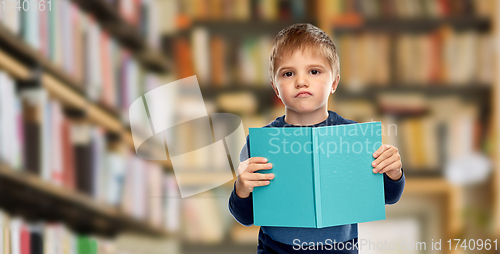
166;1;497;253
0;0;496;252
0;0;182;252
323;4;495;252
0;162;168;237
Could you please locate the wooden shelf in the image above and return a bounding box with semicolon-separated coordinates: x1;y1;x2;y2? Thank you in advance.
335;83;492;97
404;177;453;194
198;85;276;112
70;0;170;73
176;19;316;38
333;16;491;33
0;162;168;237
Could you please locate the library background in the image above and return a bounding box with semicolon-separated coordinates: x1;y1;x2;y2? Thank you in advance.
0;0;499;253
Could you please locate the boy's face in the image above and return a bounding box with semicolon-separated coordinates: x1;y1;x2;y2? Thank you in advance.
271;47;339;114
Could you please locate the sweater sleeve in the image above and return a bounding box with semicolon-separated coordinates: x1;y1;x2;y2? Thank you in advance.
383;167;405;205
228;135;254;226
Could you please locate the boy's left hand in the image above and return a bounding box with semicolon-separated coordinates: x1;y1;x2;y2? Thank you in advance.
372;144;403;181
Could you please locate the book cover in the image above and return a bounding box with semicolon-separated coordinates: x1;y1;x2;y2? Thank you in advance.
77;236;97;254
61;118;76;190
250;122;386;228
29;223;43;254
19;223;29;254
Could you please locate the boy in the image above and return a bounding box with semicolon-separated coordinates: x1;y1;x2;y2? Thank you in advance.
228;23;405;253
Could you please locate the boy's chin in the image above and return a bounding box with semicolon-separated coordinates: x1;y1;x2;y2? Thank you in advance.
287;107;321;114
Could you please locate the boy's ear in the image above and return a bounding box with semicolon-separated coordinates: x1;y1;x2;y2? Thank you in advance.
331;74;340;94
271;81;281;99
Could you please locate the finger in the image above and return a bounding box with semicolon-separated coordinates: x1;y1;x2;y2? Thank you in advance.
372;147;395;167
378;160;402;175
240;162;273;174
247;163;273;173
373;153;399;173
238;159;270;175
248;157;268;164
245;173;275;181
249;180;270;187
373;144;391;158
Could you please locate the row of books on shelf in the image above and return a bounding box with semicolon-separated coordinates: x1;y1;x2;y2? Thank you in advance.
0;0;162;48
399;97;485;173
0;71;180;230
333;94;486;174
173;29;273;87
0;209;160;254
323;0;491;19
4;190;243;249
0;0;166;116
337;28;493;90
176;0;311;25
0;212;100;254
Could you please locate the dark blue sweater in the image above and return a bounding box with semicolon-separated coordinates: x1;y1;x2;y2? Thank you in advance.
228;110;405;247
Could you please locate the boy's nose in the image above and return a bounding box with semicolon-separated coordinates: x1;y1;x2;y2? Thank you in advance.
295;76;308;88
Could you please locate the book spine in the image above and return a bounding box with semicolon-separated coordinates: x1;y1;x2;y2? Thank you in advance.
312;128;322;228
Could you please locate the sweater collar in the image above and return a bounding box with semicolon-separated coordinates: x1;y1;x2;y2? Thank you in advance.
270;110;339;128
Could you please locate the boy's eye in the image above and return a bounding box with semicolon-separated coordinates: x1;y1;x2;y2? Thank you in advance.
310;70;320;75
283;72;293;77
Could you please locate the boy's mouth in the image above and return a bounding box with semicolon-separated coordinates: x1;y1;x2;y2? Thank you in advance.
295;91;312;98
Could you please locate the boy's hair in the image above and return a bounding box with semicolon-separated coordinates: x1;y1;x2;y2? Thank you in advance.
269;23;340;83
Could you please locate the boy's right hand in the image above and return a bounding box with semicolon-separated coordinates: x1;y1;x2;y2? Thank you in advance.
235;157;274;199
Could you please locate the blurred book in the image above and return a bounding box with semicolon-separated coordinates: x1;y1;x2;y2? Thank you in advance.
0;72;23;169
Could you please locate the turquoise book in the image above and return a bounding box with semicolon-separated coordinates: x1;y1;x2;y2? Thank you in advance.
249;122;386;228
